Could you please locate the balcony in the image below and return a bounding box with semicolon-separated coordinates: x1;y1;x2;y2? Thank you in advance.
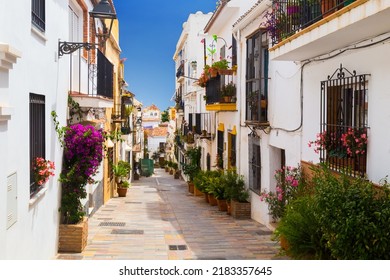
188;113;213;139
269;0;390;61
176;61;185;83
70;49;114;108
205;76;237;111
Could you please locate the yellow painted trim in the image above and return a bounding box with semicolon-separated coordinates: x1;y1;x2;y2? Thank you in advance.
269;0;369;52
206;103;237;112
218;123;225;131
230;125;237;135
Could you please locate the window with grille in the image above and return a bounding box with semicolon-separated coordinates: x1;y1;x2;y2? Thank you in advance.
248;136;261;193
246;30;268;124
320;65;368;176
32;0;45;32
30;93;46;197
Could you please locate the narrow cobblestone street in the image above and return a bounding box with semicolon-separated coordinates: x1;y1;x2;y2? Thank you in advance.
56;168;281;260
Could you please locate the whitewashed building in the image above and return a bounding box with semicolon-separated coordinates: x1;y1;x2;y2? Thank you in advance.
173;11;213;172
0;0;69;259
268;0;390;185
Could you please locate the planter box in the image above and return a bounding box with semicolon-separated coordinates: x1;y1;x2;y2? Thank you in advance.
217;199;227;211
226;201;231;215
194;185;203;196
188;182;194;194
231;200;251;219
58;217;88;253
208;194;217;206
204;193;209;203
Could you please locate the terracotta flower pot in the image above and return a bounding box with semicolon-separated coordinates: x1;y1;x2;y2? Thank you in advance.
321;0;336;18
117;187;128;197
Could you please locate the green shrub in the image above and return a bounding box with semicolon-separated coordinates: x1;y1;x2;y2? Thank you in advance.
275;195;330;259
223;169;248;202
313;167;390;260
277;165;390;259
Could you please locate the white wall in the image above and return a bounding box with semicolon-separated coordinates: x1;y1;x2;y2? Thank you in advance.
301;41;390;184
148;136;166;155
0;0;69;259
235;3;302;228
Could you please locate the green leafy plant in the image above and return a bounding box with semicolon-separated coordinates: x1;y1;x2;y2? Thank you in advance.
220;82;236;97
120;180;130;189
211;59;229;70
223;169;248;202
182;147;201;182
275;164;390;259
274;195;329;260
113;160;131;182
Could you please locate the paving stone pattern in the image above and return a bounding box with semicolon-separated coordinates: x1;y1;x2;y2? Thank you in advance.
56;168;282;260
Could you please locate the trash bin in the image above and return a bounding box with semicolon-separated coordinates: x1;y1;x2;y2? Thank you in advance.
140;159;154;177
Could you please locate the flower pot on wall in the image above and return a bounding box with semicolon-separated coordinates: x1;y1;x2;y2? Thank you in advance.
58;217;88;253
321;0;336;17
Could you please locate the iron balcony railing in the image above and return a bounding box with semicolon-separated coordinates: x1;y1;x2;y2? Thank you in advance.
176;61;184;78
187;113;212;136
270;0;357;46
175;88;184;110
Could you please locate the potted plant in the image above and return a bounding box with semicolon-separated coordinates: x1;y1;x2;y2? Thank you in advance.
220;82;236;103
212;59;233;75
193;170;206;197
32;157;55;187
113;160;130;183
171;162;179;178
225;170;250;219
211;176;228;212
52;113;104;253
117;180;130;197
183;147;201;194
321;0;336;18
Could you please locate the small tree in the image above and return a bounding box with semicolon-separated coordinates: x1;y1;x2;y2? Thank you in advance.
161;109;170;123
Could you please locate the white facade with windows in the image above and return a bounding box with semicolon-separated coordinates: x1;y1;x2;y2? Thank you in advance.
173;11;213;172
0;0;69;259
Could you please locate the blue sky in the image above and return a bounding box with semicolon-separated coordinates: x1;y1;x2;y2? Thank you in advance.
114;0;217;111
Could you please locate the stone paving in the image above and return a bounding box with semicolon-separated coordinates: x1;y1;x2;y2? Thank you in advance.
56;168;282;260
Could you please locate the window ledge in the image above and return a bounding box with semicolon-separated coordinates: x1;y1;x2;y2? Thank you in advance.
31;26;47;42
0;105;13;122
29;186;47;207
245;121;270;127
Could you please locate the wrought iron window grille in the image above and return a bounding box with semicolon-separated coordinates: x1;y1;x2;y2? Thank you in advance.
319;64;369;177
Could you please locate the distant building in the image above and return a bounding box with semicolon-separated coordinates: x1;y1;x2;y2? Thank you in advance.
142;104;161;128
145;126;168;157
